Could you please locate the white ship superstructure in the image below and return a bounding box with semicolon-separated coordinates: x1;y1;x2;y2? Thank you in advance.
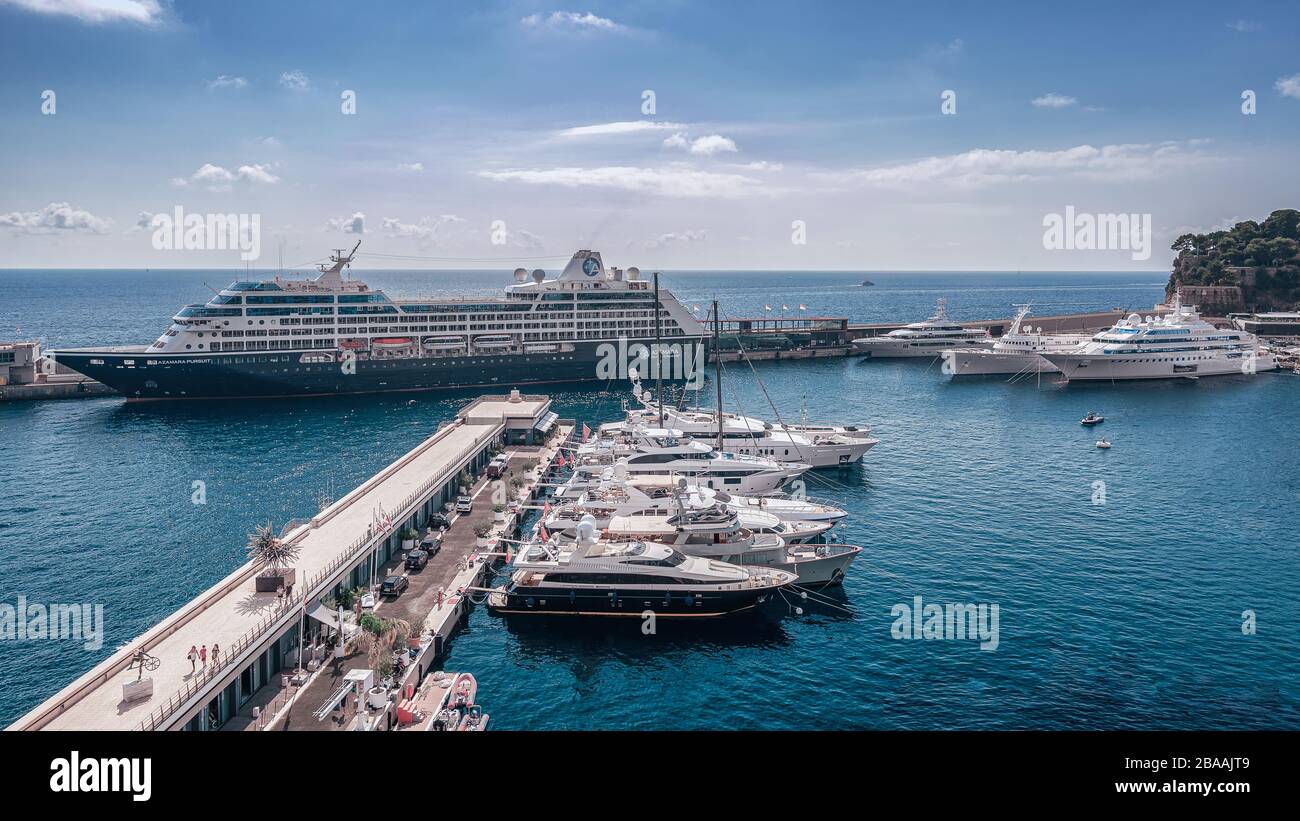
852;298;991;358
1042;297;1277;381
945;305;1091;377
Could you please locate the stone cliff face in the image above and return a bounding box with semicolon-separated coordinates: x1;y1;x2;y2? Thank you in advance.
1166;210;1300;311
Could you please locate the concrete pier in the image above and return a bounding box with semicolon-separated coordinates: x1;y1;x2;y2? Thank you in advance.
7;393;561;732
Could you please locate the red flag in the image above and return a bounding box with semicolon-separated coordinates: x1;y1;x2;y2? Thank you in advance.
505;546;513;564
538;524;549;542
542;501;551;517
582;423;591;442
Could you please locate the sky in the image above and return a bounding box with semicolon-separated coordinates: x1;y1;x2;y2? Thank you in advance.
1;0;1299;272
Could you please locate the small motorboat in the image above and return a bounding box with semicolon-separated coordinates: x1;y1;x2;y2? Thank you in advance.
1080;412;1104;426
1096;438;1111;449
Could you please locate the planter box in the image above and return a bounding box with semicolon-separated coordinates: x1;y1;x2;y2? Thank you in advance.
493;511;505;522
122;677;153;703
254;568;297;592
402;539;415;550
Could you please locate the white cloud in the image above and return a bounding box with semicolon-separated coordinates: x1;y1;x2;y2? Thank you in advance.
841;141;1214;189
380;214;467;243
279;70;310;91
557;120;686;138
521;11;630;34
1031;93;1078;109
1226;20;1262;33
207;75;248;90
0;201;111;233
478;166;762;198
0;0;163;25
396;162;424;173
662;132;739;155
253;136;281;149
326;212;365;234
1275;74;1300;99
643;229;708;249
686;134;737;155
733;161;783;171
172;162;280;191
503;229;546;250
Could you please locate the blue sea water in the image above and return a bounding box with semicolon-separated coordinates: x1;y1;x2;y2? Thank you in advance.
1;269;1297;730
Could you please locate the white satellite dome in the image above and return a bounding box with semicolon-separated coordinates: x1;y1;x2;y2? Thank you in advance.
626;266;641;280
513;267;528;283
532;269;546;284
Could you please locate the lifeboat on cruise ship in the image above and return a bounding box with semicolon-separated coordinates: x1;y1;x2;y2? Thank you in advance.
339;339;367;350
422;335;465;351
523;343;559;353
372;337;414;350
473;334;514;350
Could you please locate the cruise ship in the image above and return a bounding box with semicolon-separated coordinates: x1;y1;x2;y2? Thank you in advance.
53;244;707;400
1042;297;1277;381
945;305;1091;377
852;299;991;358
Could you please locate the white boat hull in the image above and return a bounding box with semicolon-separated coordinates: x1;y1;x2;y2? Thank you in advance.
855;337;992;358
947;349;1060;376
1044;353;1278;381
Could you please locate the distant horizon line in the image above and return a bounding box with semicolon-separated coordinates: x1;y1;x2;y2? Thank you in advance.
0;267;1172;275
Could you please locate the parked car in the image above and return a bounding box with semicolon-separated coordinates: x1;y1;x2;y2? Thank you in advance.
404;549;429;570
427;512;451;530
380;575;409;596
455;496;473;513
485;457;508;479
420;529;443;554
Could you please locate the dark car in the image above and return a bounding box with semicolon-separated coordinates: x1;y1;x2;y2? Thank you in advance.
404;549;428;570
380;575;409;596
427;513;451;530
420;529;443;555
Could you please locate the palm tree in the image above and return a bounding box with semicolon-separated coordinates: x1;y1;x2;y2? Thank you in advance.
246;521;301;572
354;616;412;681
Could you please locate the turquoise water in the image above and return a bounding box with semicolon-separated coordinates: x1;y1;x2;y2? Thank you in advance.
1;270;1297;729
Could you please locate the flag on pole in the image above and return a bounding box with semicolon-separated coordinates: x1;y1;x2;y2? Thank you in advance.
538;524;549;542
781;304;789;312
542;501;551;518
582;423;591;442
799;304;806;311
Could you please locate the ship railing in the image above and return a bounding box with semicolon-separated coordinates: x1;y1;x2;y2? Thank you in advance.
136;426;499;731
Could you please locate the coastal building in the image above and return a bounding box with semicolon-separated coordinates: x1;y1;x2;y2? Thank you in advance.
7;392;554;731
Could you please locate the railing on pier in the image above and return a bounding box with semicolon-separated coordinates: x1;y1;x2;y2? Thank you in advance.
136;426;499;731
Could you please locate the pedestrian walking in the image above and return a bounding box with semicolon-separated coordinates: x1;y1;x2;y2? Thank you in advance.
199;644;208;667
187;645;198;673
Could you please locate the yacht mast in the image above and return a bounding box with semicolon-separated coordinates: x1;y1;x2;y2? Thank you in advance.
654;271;664;428
713;299;722;452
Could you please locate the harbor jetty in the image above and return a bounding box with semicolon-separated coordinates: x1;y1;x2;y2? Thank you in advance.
0;341;114;401
7;391;571;731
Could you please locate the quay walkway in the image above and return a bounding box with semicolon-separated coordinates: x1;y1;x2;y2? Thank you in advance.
8;393;557;731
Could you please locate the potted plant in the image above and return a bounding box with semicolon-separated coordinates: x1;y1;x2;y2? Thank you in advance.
474;521;493;548
246;521;301;593
492;503;506;523
355;615;410;707
458;469;472;494
400;526;418;550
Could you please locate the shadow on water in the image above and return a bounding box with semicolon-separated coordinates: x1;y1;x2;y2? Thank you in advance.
493;610;795;659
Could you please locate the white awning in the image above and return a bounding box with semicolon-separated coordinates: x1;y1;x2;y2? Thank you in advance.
534;411;559;434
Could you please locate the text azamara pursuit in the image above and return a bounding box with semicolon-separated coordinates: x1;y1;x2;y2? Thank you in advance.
55;245;707;400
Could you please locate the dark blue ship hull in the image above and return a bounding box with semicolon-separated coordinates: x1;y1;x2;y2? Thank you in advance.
56;339;705;400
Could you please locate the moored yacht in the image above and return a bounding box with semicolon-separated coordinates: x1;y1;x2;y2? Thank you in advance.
611;378;877;467
944;305;1090;377
486;517;796;617
852;298;991;358
557;471;849;524
1042;297;1278;381
602;504;858;587
571;428;809;494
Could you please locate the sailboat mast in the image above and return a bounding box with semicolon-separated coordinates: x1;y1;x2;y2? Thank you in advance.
713;299;722;452
654;271;664;428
